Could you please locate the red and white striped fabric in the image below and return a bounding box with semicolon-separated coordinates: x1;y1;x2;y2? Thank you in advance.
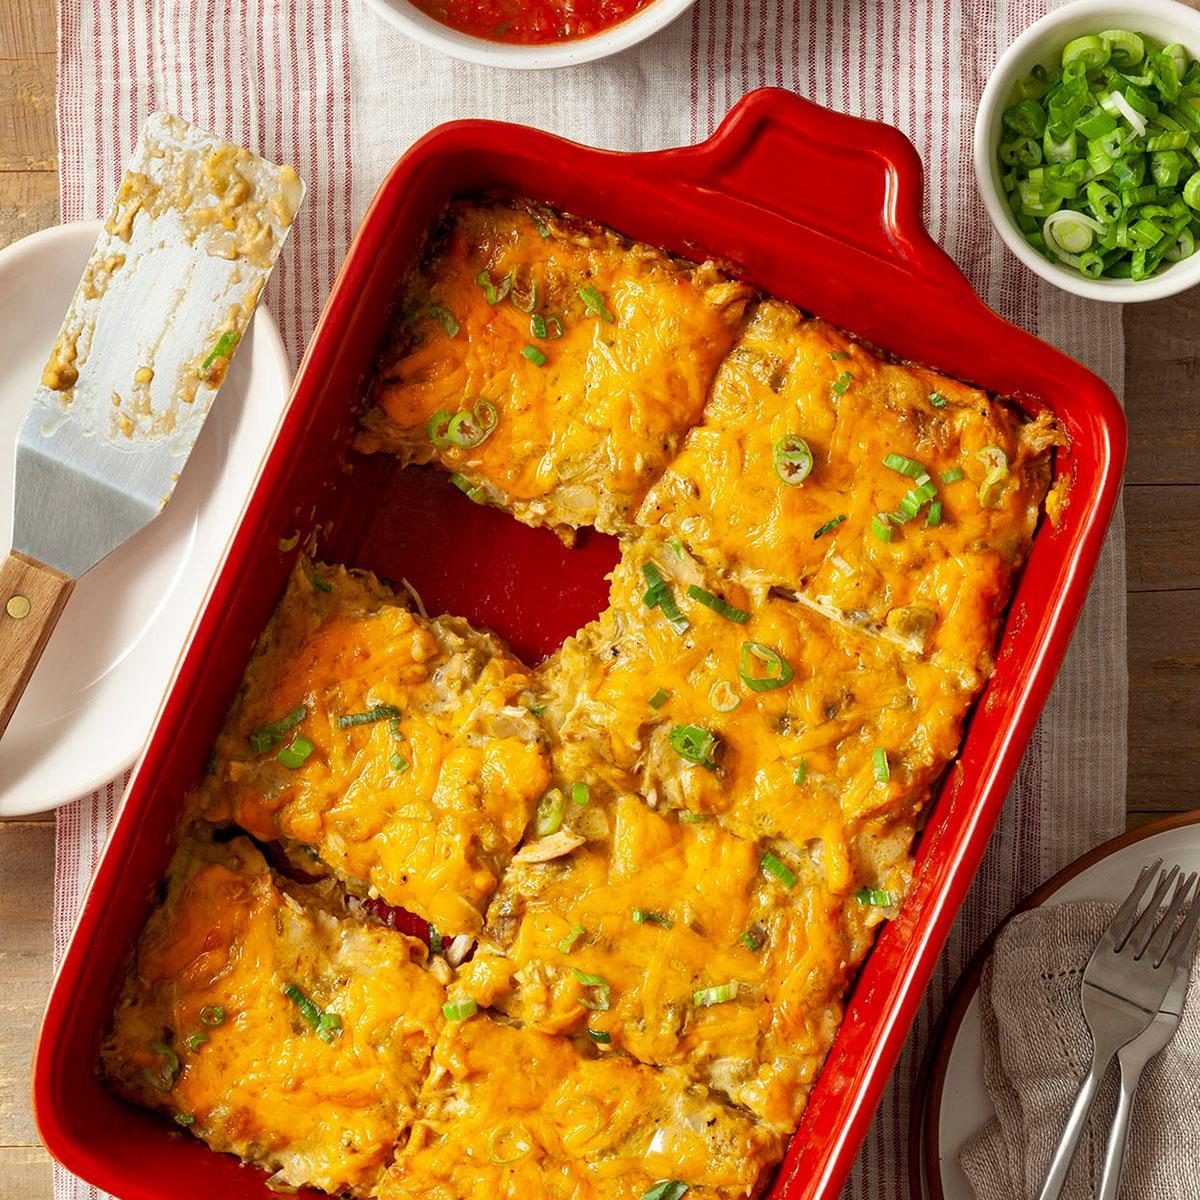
53;1;1126;1197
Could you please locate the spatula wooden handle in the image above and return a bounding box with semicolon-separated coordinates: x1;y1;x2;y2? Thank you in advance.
0;551;75;740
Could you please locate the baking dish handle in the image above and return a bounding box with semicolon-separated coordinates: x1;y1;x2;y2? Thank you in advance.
650;88;983;306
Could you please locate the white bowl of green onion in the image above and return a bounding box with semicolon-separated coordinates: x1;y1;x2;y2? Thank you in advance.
976;0;1200;301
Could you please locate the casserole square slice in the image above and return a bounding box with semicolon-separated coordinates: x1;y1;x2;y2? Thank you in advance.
455;793;895;1133
197;558;550;937
379;1012;782;1200
637;300;1059;689
355;198;751;539
99;829;446;1198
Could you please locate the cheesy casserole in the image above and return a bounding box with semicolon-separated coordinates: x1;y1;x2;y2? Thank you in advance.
103;197;1057;1198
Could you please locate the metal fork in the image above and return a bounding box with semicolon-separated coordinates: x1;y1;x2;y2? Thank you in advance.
1036;860;1200;1200
1096;938;1195;1200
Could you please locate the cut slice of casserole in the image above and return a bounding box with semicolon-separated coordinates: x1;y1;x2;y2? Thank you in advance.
637;300;1059;688
379;1013;782;1200
197;558;550;936
100;830;446;1198
355;199;751;539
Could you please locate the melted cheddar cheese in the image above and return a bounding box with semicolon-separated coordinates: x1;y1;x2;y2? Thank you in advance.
101;831;445;1196
638;301;1057;687
356;199;751;538
380;1016;781;1200
198;560;550;935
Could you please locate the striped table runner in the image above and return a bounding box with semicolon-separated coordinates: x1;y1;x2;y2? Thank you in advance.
53;1;1126;1196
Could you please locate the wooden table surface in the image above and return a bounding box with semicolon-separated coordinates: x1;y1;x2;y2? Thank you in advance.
2;0;1199;1195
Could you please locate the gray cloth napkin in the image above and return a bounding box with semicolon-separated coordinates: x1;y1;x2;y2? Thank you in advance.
961;901;1200;1200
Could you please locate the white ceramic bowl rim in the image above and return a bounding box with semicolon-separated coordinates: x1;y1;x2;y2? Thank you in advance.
362;0;695;69
974;0;1200;302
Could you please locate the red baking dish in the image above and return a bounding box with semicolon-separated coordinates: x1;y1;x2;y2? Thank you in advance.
33;88;1125;1200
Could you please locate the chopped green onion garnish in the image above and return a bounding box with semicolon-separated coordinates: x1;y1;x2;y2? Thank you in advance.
337;704;403;729
449;473;488;504
831;370;854;396
315;1012;342;1043
883;453;927;477
641;562;690;635
568;783;589;807
829;350;850;360
248;706;307;753
739;927;766;952
632;908;673;929
708;679;741;713
389;751;410;774
929;391;948;408
926;500;944;527
587;1028;612;1044
871;513;895;543
739;642;794;692
873;747;890;783
277;736;314;770
200;330;238;373
793;759;808;785
521;344;548;367
639;1183;689;1200
142;1041;181;1092
529;312;563;340
761;851;797;889
678;811;710;823
534;788;567;837
773;434;814;485
283;984;340;1041
669;724;719;769
856;887;896;906
199;1005;226;1027
686;584;750;624
416;303;459;337
692;981;739;1007
813;514;847;539
648;687;671;709
476;268;513;305
307;571;332;594
558;923;586;954
442;998;478;1021
572;969;612;1011
185;1032;207;1052
940;467;966;484
578;285;616;322
174;1113;196;1127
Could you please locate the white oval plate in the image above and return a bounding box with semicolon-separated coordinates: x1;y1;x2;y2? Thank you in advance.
918;815;1200;1200
0;222;292;815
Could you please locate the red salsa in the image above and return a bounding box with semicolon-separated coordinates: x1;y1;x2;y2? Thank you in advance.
411;0;655;43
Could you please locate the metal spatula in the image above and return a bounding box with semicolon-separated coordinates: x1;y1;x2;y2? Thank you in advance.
0;113;304;739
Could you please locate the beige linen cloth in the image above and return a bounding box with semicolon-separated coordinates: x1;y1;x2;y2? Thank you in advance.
962;901;1200;1199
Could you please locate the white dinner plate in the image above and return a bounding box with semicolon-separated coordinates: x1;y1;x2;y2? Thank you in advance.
0;222;292;816
917;813;1200;1200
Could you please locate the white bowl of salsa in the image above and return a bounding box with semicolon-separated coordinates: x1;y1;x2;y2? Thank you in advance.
363;0;696;67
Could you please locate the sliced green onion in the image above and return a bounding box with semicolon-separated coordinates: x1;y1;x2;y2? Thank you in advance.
442;997;478;1021
534;788;566;837
572;969;612;1011
185;1032;208;1052
476;269;513;305
449;473;488;504
337;704;403;729
277;736;314;769
639;1183;689;1200
872;747;890;784
558;924;586;954
248;706;307;753
829;350;850;360
174;1113;196;1127
578;285;616;322
648;687;671;709
1063;34;1109;71
761;851;797;889
693;982;738;1007
871;513;895;543
678;811;710;824
926;500;944;527
530;312;563;339
570;782;590;807
929;391;948;408
641;562;689;635
307;571;333;594
813;514;847;539
200;330;238;373
142;1042;181;1092
831;370;854;396
883;452;926;477
389;751;410;774
708;679;741;713
793;759;808;785
686;584;750;623
669;724;719;769
739;927;766;952
856;887;896;906
199;1004;226;1027
510;278;540;314
587;1028;612;1044
521;344;548;367
632;908;673;929
773;434;814;486
738;642;794;692
940;467;966;484
1102;29;1144;69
